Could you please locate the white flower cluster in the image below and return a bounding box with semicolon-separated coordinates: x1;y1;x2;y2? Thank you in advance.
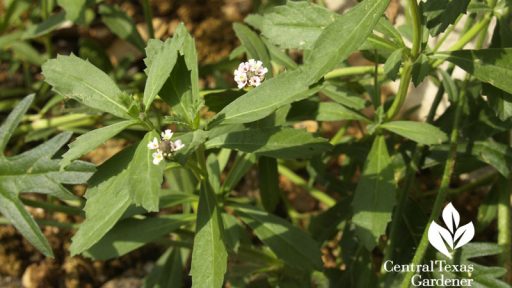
147;129;185;165
233;59;268;89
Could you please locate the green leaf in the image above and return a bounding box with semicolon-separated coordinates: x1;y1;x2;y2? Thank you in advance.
222;213;244;252
205;127;332;159
472;140;512;177
144;248;185;288
0;96;93;257
70;146;135;255
9;41;47;65
126;131;165;212
320;85;367;110
222;153;256;193
191;182;227;288
384;48;403;81
158;24;201;124
411;54;432;86
439;69;458;102
22;12;66;39
433;49;512;95
61;120;138;168
381;121;448;145
0;189;53;257
143;27;185;110
210;70;320;126
233;204;323;271
352;135;396;250
233;23;272;77
99;4;145;51
0;94;33;152
85;214;195;260
304;0;390;82
421;0;471;36
258;1;334;50
42;54;131;119
58;0;87;24
316;102;369;122
258;156;280;212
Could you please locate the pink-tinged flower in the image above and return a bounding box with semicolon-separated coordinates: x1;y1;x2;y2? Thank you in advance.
152;150;164;165
234;59;268;89
249;76;261;87
161;129;174;141
147;137;159;150
173;139;185;151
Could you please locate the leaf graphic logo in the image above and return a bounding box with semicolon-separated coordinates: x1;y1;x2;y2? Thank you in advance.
428;203;475;259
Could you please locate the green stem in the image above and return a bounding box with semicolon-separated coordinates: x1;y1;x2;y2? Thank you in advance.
400;85;466;288
432;15;492;68
324;66;383;80
432;15;462;52
386;60;413;119
408;0;422;59
140;0;155;39
498;177;512;281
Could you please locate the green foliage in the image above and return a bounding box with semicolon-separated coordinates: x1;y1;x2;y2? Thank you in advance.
42;54;133;119
0;95;94;257
352;136;396;250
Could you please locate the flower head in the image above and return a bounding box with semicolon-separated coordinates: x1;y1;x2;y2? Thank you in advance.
161;129;174;141
234;59;268;89
147;137;159;150
148;130;186;165
152;150;164;165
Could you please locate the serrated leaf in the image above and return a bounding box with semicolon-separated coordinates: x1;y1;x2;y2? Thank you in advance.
433;49;512;95
61;120;138;168
303;0;390;82
0;96;93;257
0;188;53;257
0;94;33;152
421;0;471;36
352;135;396;250
85;214;195;260
210;70;320;126
411;54;432;86
126;131;165;212
205;127;332;159
143;26;185;110
258;1;334;50
70;146;135;255
42;54;131;119
233;204;323;271
191;182;227;288
381;121;448;145
99;4;145;51
384;48;403;81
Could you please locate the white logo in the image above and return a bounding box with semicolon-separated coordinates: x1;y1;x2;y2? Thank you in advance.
428;203;475;259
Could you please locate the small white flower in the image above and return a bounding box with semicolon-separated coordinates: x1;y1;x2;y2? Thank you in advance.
249;76;261;87
173;139;185;151
161;129;174;141
234;59;268;89
152;150;164;165
147;137;159;150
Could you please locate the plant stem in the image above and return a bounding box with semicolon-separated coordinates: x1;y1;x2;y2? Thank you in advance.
400;85;466;288
432;15;492;68
22;198;84;216
324;66;383;80
140;0;155;39
386;60;413;119
498;175;512;282
385;0;422;120
16;113;98;134
408;0;422;59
